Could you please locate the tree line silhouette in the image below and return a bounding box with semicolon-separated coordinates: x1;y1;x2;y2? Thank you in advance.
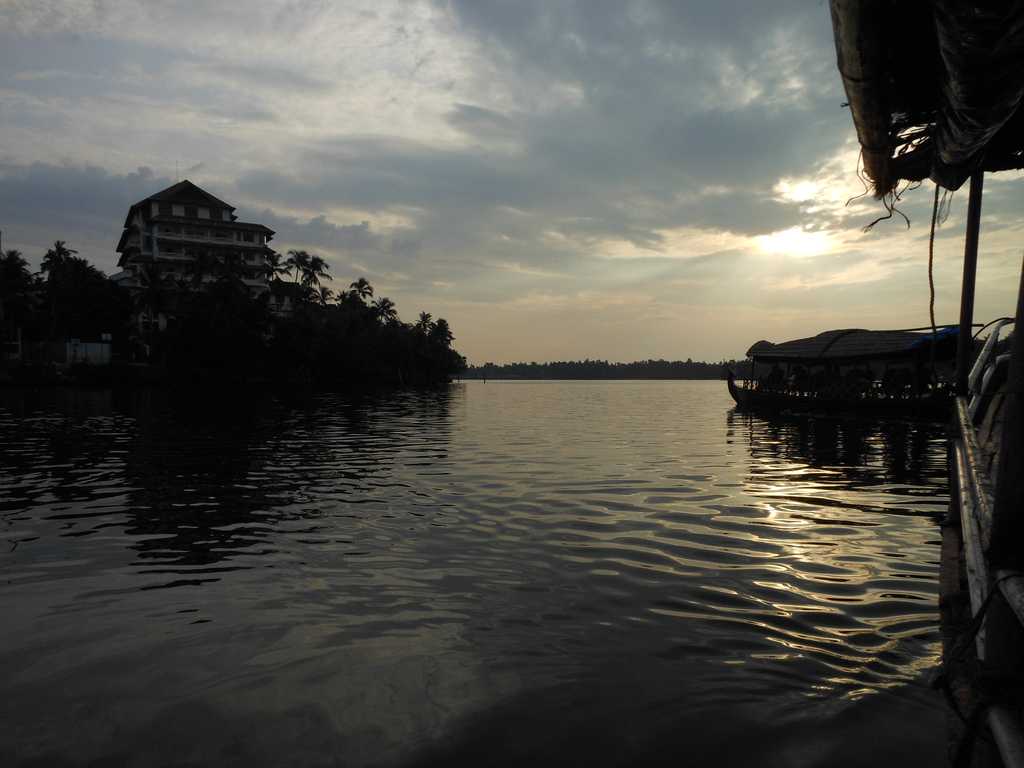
465;359;738;380
1;242;465;388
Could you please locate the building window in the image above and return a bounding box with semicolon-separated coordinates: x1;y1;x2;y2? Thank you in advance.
184;205;198;218
172;204;185;216
159;202;172;215
222;210;231;221
198;207;209;219
241;231;255;243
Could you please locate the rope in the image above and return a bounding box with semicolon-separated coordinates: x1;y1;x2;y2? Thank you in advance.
929;182;940;340
928;183;940;379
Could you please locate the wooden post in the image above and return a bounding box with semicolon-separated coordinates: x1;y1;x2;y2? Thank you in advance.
956;170;984;396
990;255;1024;569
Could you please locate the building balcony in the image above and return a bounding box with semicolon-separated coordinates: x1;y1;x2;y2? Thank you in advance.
153;230;268;248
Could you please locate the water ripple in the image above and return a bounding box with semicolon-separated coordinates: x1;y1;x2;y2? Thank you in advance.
0;382;948;766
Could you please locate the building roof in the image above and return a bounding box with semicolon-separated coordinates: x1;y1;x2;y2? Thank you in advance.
830;0;1024;196
747;326;959;363
132;180;236;211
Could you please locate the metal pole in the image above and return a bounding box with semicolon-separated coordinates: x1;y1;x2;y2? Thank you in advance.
956;170;984;396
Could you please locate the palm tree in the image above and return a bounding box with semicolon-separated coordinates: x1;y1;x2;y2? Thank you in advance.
316;285;334;305
40;240;78;278
430;318;454;346
303;255;331;289
373;296;398;324
1;249;29;275
135;263;172;334
349;277;374;302
285;250;311;284
263;250;290;284
0;250;32;326
416;311;433;334
40;241;80;338
219;250;247;285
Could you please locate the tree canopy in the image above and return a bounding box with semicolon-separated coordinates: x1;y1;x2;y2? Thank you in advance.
1;243;464;389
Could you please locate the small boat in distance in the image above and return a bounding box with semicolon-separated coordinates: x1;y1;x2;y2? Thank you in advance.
727;326;960;421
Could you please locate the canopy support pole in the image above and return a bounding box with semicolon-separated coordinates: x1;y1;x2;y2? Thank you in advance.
956;171;984;396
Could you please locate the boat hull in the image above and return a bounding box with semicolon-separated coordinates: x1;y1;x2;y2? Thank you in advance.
726;372;952;422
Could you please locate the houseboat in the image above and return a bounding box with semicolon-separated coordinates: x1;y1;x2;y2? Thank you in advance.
728;326;959;421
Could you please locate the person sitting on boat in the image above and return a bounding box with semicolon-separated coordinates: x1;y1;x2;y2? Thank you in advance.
842;366;872;398
882;367;914;399
810;368;829;398
791;365;810;396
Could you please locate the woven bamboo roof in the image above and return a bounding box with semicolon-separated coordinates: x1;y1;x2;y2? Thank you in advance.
747;326;959;362
830;0;1024;197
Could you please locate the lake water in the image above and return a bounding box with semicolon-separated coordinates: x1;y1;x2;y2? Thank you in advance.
0;381;949;767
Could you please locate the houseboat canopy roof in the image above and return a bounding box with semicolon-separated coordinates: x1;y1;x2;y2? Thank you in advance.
830;0;1024;197
747;326;959;363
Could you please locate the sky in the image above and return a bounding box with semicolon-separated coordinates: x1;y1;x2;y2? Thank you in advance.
1;0;1022;364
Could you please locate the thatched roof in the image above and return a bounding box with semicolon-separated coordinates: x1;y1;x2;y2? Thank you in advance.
747;326;959;362
830;0;1024;197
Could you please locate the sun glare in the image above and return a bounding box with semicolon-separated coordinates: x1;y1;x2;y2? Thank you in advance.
774;178;820;203
755;226;834;258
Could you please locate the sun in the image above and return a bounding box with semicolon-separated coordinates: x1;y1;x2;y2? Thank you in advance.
754;227;835;258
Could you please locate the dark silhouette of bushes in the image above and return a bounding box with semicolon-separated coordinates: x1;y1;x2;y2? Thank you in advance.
2;243;464;389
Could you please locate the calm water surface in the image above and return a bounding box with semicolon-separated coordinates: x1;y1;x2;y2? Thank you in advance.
0;381;949;766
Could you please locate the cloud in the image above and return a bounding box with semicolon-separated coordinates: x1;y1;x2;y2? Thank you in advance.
1;1;1022;363
0;162;168;270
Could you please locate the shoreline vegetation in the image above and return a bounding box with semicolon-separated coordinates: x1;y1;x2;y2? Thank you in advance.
463;359;739;380
1;243;465;390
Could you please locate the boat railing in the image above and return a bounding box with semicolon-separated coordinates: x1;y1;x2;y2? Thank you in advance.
748;374;950;401
953;364;1024;765
968;318;1015;422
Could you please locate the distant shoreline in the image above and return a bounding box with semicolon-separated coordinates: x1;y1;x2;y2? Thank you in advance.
460;375;727;381
462;359;739;381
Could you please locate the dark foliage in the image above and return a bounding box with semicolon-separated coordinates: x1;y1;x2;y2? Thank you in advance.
2;243;132;351
158;276;467;388
1;243;464;389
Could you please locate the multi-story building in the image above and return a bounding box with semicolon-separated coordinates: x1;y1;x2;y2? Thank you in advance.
112;180;275;329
